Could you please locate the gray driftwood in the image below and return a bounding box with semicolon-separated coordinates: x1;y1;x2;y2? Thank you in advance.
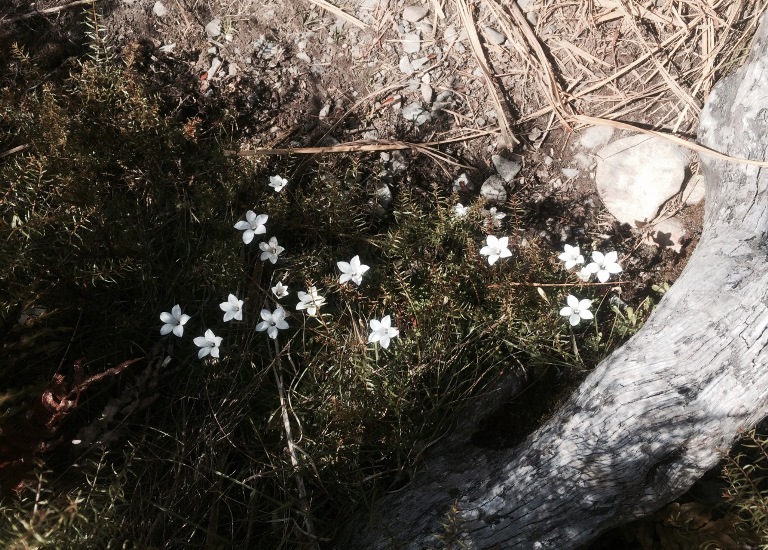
338;12;768;549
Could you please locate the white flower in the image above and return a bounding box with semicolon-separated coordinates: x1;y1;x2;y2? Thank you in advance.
234;211;268;244
259;236;285;264
337;255;370;286
296;286;326;316
558;244;585;270
576;266;592;282
193;329;222;359
255;307;289;339
453;203;469;218
219;293;244;322
160;304;190;337
584;251;622;283
479;235;512;265
269;175;288;192
368;315;399;349
560;295;594;326
272;281;289;299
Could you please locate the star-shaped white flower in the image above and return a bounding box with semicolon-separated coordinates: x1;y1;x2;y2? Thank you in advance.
256;307;289;339
269;175;288;192
259;236;285;264
479;235;512;265
584;251;622;283
453;203;469;218
296;286;326;316
219;293;244;322
558;244;585;270
576;266;592;282
560;295;593;326
272;281;289;299
337;255;370;286
368;315;399;349
160;304;190;337
234;211;268;244
193;329;222;359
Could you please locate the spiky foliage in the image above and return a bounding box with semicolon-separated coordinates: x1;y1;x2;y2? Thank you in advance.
721;430;768;545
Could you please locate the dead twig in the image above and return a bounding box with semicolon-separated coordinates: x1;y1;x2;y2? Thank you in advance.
225;131;496;170
1;0;98;24
270;341;320;550
454;0;518;147
306;0;367;30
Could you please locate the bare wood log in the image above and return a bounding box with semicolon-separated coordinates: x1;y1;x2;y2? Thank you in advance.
338;12;768;549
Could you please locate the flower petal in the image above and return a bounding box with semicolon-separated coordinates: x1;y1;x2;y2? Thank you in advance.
172;324;185;337
569;314;581;326
234;220;250;230
160;324;173;335
580;310;594;320
597;270;610;283
160;312;174;324
243;230;254;244
256;321;270;332
179;314;191;325
567;295;579;308
193;336;208;346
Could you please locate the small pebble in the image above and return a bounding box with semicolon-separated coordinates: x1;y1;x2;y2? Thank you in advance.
152;1;167;17
403;5;429;22
484;27;506;45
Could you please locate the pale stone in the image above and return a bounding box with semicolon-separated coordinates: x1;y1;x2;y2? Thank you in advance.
403;33;421;54
644;217;686;253
205;18;221;38
595;134;689;227
403;5;429;22
578;126;614;151
453;172;473;192
484;27;506;45
401;102;431;125
152;1;167;16
492;154;521;183
480;175;507;204
562;168;579;179
682;174;706;205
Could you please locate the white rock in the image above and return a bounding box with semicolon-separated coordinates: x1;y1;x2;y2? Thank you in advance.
645;217;687;253
562;168;579;179
205;18;221;38
480;175;507;204
296;52;311;63
410;56;429;71
492;155;521;182
403;33;421;54
399;56;414;74
401;102;431;126
595;134;689;227
152;1;167;16
484;26;506;45
420;82;434;103
682;174;706;205
578;126;614;151
452;172;473;192
517;0;535;11
403;5;429;22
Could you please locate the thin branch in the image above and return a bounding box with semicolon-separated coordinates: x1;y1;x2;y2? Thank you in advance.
272;340;319;550
1;0;98;24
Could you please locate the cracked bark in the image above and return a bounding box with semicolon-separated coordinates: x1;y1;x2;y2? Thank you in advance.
336;11;768;550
